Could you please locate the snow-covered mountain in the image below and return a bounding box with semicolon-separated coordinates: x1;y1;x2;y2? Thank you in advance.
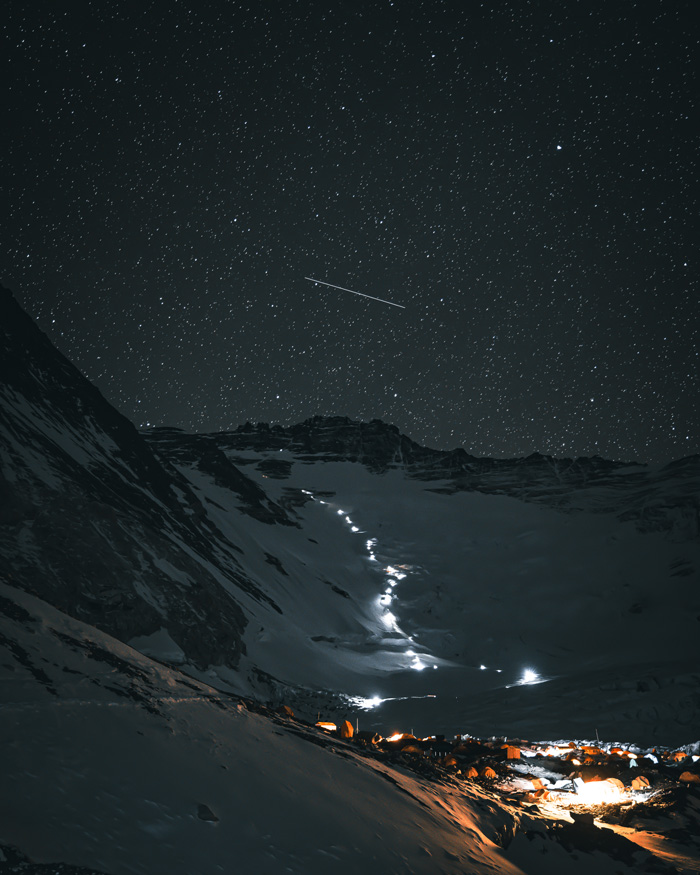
2;283;699;745
3;283;700;873
145;418;700;745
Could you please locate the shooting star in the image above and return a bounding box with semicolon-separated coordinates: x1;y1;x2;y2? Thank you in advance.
304;277;405;309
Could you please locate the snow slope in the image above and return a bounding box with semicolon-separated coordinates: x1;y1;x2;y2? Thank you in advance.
147;432;700;747
3;582;690;875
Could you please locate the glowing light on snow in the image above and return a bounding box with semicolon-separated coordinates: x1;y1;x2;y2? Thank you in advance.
406;649;415;656
387;733;404;742
337;509;345;515
393;572;406;580
351;695;383;710
544;774;656;814
520;669;539;685
345;516;352;523
378;594;392;606
410;656;426;671
574;780;625;805
542;745;569;758
480;664;487;670
382;611;398;628
351;526;359;532
369;553;377;561
385;565;399;575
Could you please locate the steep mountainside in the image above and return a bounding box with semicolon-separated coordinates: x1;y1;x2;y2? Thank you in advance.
1;285;256;668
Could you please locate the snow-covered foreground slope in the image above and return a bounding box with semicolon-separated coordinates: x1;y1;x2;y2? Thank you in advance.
4;582;696;875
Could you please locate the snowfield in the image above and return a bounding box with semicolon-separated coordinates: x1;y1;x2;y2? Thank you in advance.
158;446;700;748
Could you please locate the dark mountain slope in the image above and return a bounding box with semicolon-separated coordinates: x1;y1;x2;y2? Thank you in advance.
0;285;296;668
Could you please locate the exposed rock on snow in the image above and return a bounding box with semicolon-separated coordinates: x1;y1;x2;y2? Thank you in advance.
0;285;261;669
196;804;220;823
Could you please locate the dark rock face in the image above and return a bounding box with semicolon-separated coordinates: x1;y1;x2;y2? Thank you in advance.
0;285;259;669
144;429;296;527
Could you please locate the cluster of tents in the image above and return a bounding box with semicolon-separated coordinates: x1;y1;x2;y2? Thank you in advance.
301;709;700;807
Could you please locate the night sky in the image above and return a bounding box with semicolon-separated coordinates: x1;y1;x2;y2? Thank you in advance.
3;1;698;464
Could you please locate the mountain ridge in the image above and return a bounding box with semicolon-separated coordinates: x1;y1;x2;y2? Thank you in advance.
149;415;699;541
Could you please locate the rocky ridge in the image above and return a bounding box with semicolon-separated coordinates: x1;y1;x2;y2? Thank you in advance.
192;416;699;541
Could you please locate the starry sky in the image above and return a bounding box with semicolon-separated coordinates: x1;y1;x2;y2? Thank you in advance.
3;1;698;464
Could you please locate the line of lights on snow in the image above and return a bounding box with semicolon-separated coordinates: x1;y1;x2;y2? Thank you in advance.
304;489;433;672
301;488;544;696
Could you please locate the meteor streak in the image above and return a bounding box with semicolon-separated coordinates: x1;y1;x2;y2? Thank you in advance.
304;277;405;309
